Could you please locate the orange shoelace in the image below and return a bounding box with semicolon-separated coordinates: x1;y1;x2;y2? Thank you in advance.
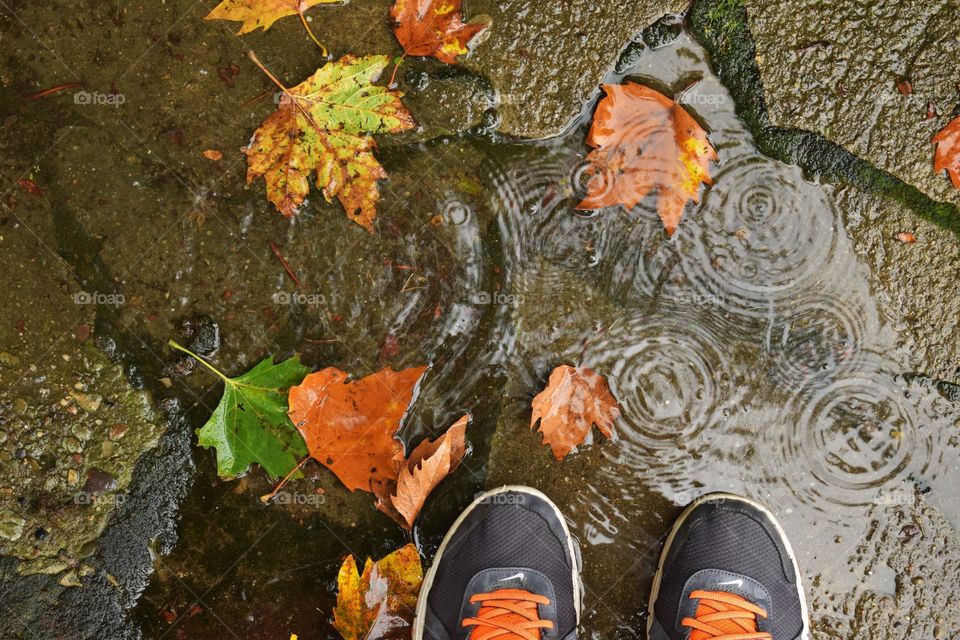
681;589;772;640
461;588;554;640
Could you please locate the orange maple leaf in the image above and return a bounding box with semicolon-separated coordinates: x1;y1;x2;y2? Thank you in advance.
576;82;718;236
287;365;427;493
390;0;487;64
933;116;960;189
530;365;619;461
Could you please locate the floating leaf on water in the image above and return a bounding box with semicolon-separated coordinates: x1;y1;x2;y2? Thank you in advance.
531;365;620;461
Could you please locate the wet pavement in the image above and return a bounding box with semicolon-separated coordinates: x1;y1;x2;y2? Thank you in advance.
0;1;959;639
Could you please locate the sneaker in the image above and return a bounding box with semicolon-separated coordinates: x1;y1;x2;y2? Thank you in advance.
647;493;810;640
414;485;582;640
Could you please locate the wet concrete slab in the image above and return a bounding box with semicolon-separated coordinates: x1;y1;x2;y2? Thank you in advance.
464;0;687;139
1;1;960;639
743;0;960;207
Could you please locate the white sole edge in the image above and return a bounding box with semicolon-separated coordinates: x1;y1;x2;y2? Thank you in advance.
645;492;812;640
412;485;583;640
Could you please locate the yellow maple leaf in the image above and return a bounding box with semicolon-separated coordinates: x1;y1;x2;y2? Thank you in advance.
332;544;423;640
244;54;415;231
205;0;338;35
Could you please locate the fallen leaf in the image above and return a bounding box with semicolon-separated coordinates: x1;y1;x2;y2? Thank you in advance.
531;365;620;461
576;83;718;236
378;415;468;528
288;365;427;493
895;79;913;95
932;116;960;189
203;149;223;161
18;178;43;197
245;54;415;230
204;0;337;35
333;544;422;640
895;231;917;244
168;340;310;479
390;0;487;64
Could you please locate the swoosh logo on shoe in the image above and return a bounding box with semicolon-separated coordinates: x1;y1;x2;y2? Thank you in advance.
499;572;525;582
718;579;743;588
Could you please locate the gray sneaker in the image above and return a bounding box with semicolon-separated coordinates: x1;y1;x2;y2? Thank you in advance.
413;486;582;640
647;493;810;640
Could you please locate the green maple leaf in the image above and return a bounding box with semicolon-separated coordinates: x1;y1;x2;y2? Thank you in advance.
169;340;309;479
245;53;416;231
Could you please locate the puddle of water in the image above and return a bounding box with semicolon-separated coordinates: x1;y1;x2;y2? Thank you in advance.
127;31;960;640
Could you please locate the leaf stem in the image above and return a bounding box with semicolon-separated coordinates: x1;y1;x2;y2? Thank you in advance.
167;339;229;383
260;456;310;503
247;51;290;95
388;53;407;88
297;10;328;57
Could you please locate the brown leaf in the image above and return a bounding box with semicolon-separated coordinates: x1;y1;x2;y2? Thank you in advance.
932;116;960;189
391;0;487;64
531;365;620;461
202;149;223;161
288;365;427;493
378;415;468;529
895;231;917;244
576;83;718;236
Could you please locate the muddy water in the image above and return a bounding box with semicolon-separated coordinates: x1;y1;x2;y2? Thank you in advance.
14;19;949;640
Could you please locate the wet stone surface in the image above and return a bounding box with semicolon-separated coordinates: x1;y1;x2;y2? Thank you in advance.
743;0;960;206
484;35;960;640
463;0;687;138
1;1;959;639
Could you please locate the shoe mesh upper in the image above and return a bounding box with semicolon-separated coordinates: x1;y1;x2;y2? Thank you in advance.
426;498;577;639
655;503;805;640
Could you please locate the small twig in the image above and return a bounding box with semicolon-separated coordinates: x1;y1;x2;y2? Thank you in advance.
400;272;425;293
243;88;273;106
23;82;84;101
260;457;310;504
297;9;328;57
303;337;342;344
269;241;303;288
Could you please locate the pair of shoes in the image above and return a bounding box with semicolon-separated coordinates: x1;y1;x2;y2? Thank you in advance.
413;486;810;640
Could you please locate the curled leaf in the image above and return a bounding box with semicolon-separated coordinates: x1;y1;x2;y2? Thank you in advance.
377;414;469;528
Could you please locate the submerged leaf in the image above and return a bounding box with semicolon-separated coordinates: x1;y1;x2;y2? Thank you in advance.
245;54;415;230
576;83;718;235
287;365;428;493
169;341;310;479
390;0;487;64
333;544;423;640
531;365;619;461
